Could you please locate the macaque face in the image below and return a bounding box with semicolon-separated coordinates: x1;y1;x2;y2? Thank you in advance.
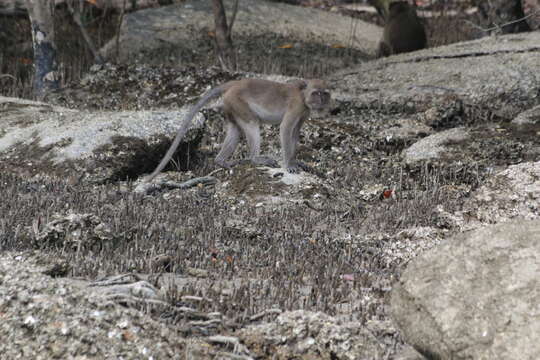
306;83;331;111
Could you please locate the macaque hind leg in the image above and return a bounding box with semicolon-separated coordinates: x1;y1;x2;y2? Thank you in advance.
237;115;279;168
215;119;241;169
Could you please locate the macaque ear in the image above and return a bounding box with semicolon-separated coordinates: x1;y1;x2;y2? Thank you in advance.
287;79;308;90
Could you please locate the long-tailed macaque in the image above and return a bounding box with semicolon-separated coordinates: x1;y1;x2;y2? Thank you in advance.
378;1;427;57
144;78;330;182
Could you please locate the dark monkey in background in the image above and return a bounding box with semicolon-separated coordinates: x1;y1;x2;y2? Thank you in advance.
378;1;427;57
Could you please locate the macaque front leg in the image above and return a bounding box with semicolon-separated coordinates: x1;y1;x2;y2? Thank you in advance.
280;114;303;173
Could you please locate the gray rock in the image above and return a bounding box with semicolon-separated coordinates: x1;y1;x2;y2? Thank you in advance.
100;0;381;61
0;96;204;181
391;220;540;360
464;161;540;225
333;31;540;114
402;127;469;164
512;104;540;125
379;117;433;146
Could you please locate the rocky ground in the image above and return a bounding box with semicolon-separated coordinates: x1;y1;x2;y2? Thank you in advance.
0;1;539;359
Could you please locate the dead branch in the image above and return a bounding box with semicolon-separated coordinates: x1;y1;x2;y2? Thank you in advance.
135;176;217;195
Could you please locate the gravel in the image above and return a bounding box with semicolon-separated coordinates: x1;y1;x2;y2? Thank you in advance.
0;252;189;359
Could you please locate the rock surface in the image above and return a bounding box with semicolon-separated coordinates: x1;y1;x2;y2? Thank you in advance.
100;0;381;61
334;31;540;112
402;127;469;164
0;95;205;181
391;220;540;360
512;104;540;125
463;161;540;225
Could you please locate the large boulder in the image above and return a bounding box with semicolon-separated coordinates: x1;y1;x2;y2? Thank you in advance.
401;127;469;164
512;104;540;125
100;0;382;61
0;96;204;182
391;220;540;360
334;31;540;114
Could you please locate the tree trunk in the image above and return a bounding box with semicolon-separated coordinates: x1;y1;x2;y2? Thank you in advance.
211;0;237;71
25;0;60;99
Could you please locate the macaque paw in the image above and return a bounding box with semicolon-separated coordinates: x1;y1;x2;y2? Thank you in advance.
287;166;300;173
285;161;309;173
285;163;301;173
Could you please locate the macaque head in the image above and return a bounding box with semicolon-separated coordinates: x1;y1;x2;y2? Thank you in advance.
389;1;410;17
302;79;331;111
